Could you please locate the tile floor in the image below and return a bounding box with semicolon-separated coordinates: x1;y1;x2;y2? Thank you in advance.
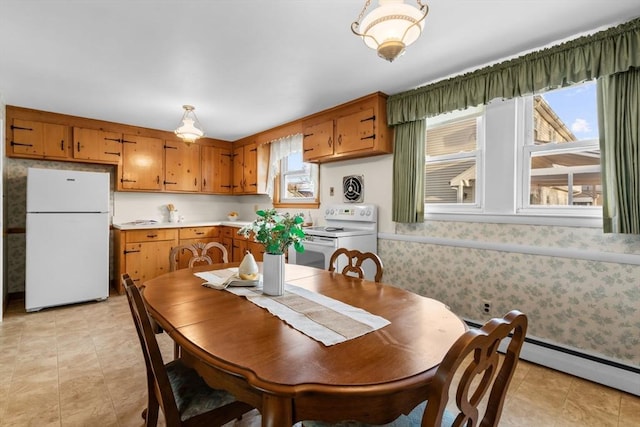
0;293;638;427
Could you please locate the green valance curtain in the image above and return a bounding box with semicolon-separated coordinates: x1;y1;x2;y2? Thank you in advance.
388;17;640;124
598;68;640;234
390;16;640;224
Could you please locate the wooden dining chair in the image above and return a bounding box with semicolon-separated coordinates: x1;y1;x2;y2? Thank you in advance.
328;248;384;282
302;310;528;427
122;273;254;427
169;241;229;271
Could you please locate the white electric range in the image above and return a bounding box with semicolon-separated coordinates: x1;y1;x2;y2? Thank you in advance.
288;204;378;280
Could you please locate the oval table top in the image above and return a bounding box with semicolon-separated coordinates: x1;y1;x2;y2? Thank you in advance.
142;263;466;426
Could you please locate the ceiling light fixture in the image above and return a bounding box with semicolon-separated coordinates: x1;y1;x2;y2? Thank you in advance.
174;105;204;145
352;0;429;62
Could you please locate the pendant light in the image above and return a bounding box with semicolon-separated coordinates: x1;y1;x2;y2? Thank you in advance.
352;0;429;62
174;105;204;145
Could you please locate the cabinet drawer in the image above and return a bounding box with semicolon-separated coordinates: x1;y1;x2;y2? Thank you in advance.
221;226;236;238
179;226;220;239
125;228;178;243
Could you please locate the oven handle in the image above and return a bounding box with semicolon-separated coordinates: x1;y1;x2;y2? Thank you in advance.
303;236;337;248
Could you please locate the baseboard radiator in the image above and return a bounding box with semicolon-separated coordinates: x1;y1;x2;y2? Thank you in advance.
465;320;640;397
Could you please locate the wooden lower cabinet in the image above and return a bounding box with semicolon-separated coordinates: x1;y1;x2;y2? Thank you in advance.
114;228;178;294
222;226;265;262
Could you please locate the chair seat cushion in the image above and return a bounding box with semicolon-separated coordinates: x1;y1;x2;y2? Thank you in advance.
166;359;237;421
302;401;456;426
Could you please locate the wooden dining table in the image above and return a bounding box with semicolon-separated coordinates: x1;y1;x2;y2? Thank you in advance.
141;263;467;427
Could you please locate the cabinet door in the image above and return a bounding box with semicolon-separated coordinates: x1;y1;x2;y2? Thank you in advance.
232;238;247;263
247;241;265;262
243;143;259;194
200;145;216;193
124;240;175;285
232;145;245;193
201;146;233;194
73;128;122;163
215;147;234;193
42;123;71;159
121;134;164;190
221;237;233;261
165;141;201;192
335;108;376;154
302;120;334;161
10;119;43;156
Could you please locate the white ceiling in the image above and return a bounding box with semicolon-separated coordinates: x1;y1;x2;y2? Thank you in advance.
1;1;639;141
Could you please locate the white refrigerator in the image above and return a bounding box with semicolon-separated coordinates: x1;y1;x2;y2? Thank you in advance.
26;168;110;312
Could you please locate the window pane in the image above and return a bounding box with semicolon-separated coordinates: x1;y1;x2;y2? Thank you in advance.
280;151;318;202
283;168;316;199
533;82;598;145
425;159;476;204
529;150;601;206
426;116;478;157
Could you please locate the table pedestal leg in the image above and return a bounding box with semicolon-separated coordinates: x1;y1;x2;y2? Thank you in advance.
261;394;293;426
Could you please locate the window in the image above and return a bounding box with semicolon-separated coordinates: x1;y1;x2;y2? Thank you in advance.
423;81;602;226
425;106;484;211
274;151;319;208
521;81;601;213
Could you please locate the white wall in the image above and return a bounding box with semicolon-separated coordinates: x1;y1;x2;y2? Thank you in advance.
318;154;394;232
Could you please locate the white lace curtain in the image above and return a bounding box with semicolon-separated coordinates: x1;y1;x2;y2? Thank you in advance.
266;133;303;199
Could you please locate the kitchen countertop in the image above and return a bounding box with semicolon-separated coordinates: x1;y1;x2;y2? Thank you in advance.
112;220;251;230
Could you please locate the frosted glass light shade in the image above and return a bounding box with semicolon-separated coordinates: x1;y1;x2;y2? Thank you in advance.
174;105;204;144
354;0;428;62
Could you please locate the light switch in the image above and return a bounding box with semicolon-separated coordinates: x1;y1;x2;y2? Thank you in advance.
330;187;334;196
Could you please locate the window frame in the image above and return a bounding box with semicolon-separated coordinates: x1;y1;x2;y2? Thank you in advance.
424;107;485;214
517;89;602;217
423;85;603;228
272;151;320;209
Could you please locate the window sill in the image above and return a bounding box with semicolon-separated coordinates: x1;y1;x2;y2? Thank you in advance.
424;212;602;228
273;201;320;209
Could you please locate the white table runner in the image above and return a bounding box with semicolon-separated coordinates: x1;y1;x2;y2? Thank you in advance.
195;270;390;346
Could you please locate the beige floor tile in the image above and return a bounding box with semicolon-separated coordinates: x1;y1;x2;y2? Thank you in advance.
556;398;618;427
565;376;621;419
3;378;60;427
499;393;562;427
619;392;640;425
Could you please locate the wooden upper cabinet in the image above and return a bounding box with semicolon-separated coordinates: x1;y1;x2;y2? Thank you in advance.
232;142;268;194
301;92;392;163
120;134;164;191
232;144;245;193
9;119;71;159
243;143;259;193
302;120;334;162
335;108;376;154
164;140;201;192
73;127;122;163
201;145;233;194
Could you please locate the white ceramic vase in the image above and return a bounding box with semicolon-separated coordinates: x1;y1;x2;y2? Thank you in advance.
262;253;285;296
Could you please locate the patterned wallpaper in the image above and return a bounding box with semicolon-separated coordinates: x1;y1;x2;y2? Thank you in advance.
379;221;640;366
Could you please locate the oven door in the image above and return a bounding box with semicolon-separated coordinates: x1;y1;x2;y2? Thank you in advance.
288;235;337;270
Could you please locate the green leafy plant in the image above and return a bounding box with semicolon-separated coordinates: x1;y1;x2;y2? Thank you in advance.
238;209;305;255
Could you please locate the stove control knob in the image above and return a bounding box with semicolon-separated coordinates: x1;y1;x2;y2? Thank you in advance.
325;209;330;215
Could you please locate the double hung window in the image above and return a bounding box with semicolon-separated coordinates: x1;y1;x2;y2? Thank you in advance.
423;81;601;224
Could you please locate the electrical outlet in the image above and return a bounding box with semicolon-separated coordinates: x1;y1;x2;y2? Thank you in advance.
483;300;491;314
